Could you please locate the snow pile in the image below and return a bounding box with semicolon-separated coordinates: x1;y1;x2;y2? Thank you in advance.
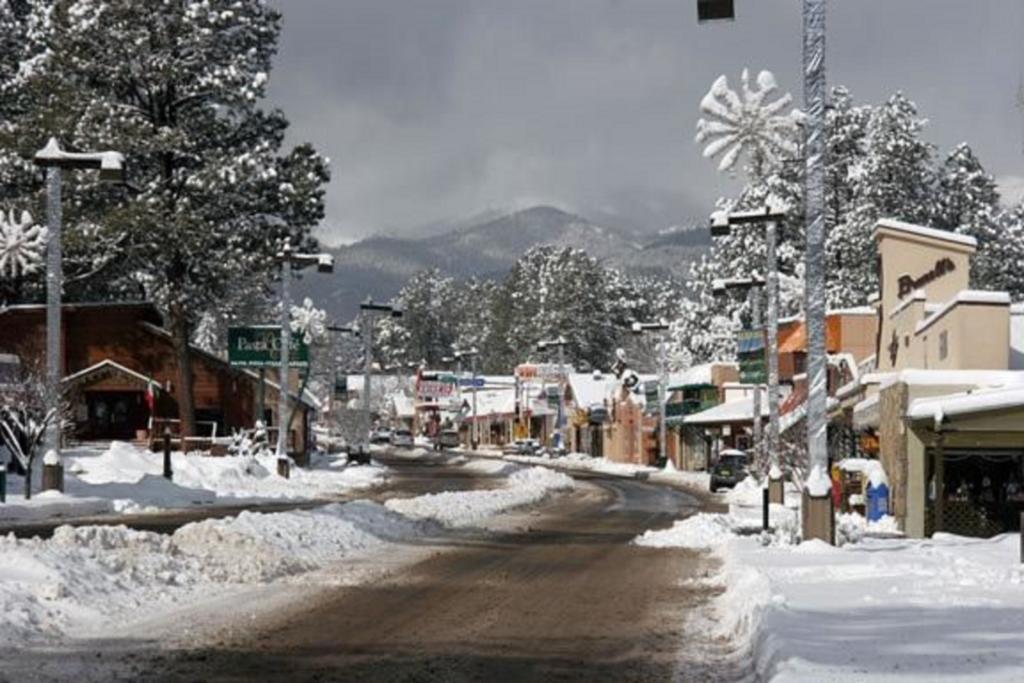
0;459;577;647
651;517;1024;681
0;501;432;645
386;466;574;527
635;513;735;550
0;442;388;521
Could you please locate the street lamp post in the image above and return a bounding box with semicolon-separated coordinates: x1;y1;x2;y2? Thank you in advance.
713;277;765;472
326;324;358;417
32;138;125;476
275;240;334;464
632;321;670;466
358;299;402;460
455;348;480;449
697;0;832;543
537;336;568;454
711;205;786;503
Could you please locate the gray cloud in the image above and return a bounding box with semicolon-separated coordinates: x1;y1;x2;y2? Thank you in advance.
268;0;1024;245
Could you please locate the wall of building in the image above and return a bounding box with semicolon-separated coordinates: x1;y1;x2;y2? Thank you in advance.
876;228;974;372
915;303;1009;371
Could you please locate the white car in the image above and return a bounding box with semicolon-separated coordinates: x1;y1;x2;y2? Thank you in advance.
390;429;414;448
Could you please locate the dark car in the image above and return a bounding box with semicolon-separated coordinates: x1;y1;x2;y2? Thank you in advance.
710;450;750;493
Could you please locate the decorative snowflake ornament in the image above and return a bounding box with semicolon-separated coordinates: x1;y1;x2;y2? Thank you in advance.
0;209;46;280
696;69;800;173
290;297;327;345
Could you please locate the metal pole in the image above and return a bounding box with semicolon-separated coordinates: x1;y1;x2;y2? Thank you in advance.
276;243;291;458
557;341;566;453
658;331;667;465
362;310;373;450
804;0;830;489
44;166;62;461
765;220;780;474
471;352;479;449
258;367;266;425
750;288;763;473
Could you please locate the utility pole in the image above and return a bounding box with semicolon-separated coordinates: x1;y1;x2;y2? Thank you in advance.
712;277;765;473
32;138;125;479
455;348;481;449
275;241;334;463
711;206;785;503
537;336;569;454
358;299;402;461
632;321;670;465
802;0;833;543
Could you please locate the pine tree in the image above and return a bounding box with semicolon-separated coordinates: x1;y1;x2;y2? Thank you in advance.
1;1;329;436
829;93;936;306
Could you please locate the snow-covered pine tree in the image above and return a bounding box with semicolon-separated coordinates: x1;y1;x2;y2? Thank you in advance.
2;1;329;436
931;143;1020;295
828;93;936;306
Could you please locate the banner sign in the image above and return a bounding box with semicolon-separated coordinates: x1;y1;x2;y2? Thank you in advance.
737;327;766;384
459;377;486;388
416;372;458;401
228;326;309;368
515;363;571;382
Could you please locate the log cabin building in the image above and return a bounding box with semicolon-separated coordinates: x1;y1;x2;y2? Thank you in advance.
0;302;316;454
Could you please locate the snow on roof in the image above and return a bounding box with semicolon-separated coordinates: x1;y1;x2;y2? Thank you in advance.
852;393;880;429
907;386;1024;423
465;388;517;419
62;359;157;387
829;306;877;316
390;393;416;418
888;290;927;319
874;218;978;249
914;290;1010;335
667;363;718;389
1012;303;1024;315
879;369;1024;391
682;396;768;425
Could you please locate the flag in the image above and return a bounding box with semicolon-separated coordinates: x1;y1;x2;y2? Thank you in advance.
145;381;156;414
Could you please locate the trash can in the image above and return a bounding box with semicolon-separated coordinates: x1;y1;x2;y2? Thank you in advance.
866;481;890;522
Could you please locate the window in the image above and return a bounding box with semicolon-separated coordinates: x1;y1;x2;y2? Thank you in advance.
939;330;948;361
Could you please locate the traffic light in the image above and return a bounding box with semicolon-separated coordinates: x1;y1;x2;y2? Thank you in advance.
697;0;735;22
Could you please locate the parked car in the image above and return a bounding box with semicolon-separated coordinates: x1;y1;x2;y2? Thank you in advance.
435;429;461;450
391;428;414;448
370;427;392;444
710;449;751;493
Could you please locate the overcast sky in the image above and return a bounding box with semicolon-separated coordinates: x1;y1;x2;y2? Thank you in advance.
267;0;1024;246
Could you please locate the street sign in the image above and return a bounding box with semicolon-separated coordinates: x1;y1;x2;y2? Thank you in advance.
459;377;486;388
737;327;766;384
227;326;309;368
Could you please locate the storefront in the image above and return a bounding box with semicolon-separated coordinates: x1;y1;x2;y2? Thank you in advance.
850;218;1024;537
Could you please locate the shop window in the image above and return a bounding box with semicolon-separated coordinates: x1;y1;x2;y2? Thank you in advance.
939;330;948;361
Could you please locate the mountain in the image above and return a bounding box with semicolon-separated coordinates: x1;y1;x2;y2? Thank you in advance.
291;205;709;322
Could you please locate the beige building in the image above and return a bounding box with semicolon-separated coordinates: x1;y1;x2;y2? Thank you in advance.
854;219;1024;538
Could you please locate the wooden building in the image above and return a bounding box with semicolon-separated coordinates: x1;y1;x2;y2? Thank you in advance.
0;302;316;453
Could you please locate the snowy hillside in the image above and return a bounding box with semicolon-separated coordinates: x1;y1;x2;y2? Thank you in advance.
292;206;708;321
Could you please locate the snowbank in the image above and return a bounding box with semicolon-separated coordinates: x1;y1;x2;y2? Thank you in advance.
502;452;712;492
386;466;573;527
0;458;576;648
643;511;1024;681
1;442;387;521
0;501;432;646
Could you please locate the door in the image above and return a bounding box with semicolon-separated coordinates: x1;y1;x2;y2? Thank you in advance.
86;391;146;440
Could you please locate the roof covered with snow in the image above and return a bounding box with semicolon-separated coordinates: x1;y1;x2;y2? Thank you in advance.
682;396;769;425
874;218;978;249
908;386;1024;424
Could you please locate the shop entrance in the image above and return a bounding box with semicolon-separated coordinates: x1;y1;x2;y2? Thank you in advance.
84;390;147;441
926;448;1024;537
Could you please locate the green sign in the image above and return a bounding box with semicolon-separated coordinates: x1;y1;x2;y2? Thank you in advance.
737;327;766;384
228;326;309;368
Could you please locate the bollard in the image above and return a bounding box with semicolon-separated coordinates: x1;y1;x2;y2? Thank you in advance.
762;485;770;531
277;457;290;479
42;450;64;493
0;463;6;503
163;428;173;480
